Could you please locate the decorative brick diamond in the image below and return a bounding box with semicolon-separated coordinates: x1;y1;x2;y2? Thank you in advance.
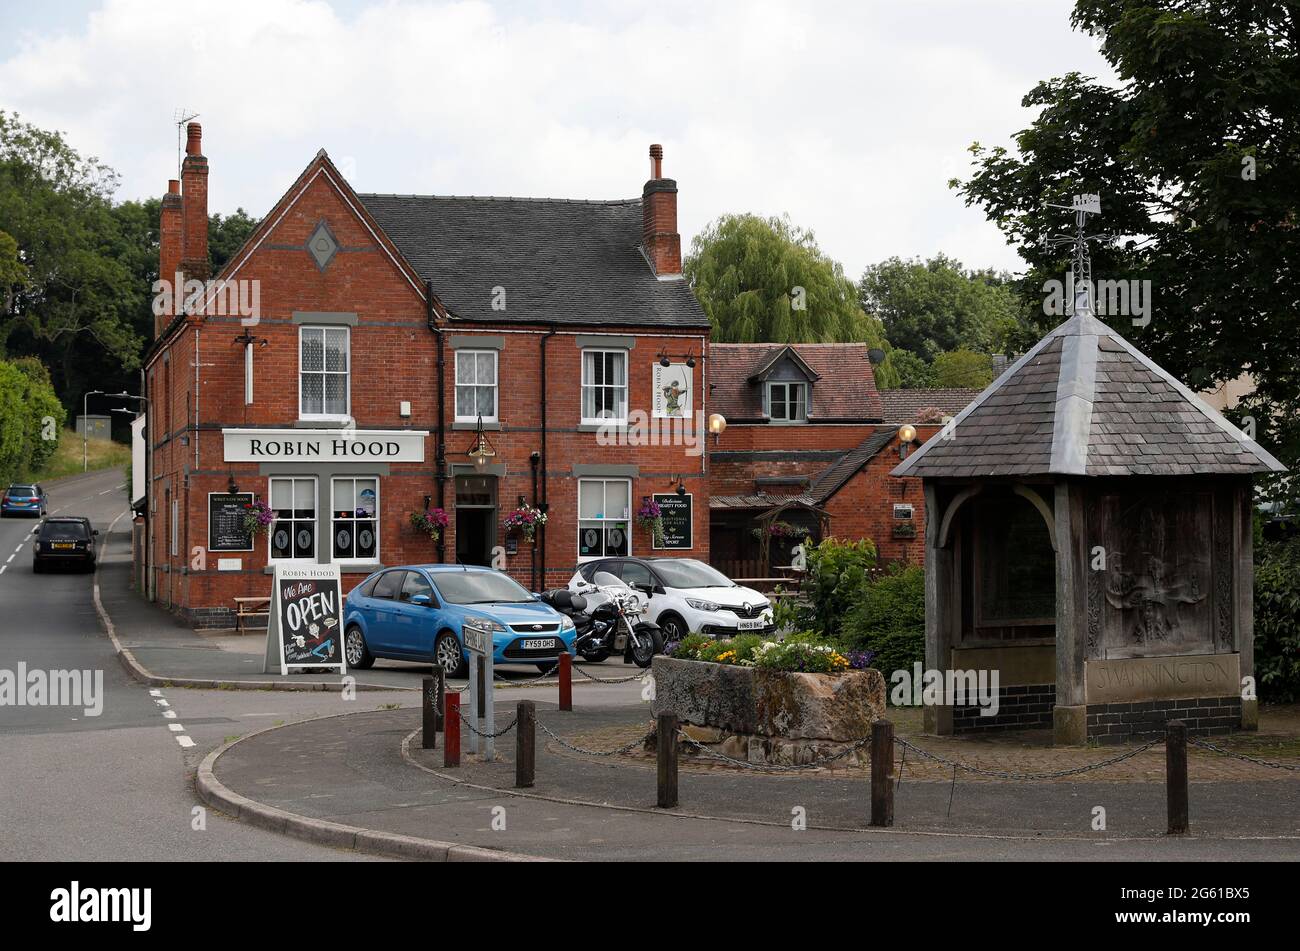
307;220;339;270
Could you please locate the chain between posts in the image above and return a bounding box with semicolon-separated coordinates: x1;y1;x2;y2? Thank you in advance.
536;720;655;757
677;731;875;772
1189;736;1300;771
893;736;1160;780
459;715;519;740
573;666;653;685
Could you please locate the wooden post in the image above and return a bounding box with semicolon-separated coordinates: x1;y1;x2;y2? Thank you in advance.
444;693;461;768
422;675;438;750
516;700;536;788
870;719;894;827
558;652;572;712
657;713;678;808
1166;719;1189;834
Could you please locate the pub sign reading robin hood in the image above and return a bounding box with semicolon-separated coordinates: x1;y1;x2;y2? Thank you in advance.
263;563;347;676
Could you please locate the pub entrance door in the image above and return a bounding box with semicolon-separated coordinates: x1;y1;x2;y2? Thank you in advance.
455;474;497;566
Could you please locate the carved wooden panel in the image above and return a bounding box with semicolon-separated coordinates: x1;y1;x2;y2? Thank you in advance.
1093;489;1215;659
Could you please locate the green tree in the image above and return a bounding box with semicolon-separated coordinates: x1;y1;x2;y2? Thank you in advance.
884;348;937;389
858;254;1021;361
932;348;994;388
686;213;880;343
209;208;259;271
951;1;1300;502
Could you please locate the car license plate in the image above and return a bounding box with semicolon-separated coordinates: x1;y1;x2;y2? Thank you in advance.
521;638;557;651
52;543;75;550
736;619;765;631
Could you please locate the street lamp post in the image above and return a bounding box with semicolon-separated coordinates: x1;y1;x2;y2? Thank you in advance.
83;390;106;472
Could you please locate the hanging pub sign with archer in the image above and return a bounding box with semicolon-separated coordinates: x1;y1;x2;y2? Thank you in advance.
263;562;347;676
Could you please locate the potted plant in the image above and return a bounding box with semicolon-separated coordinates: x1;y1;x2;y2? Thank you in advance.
635;497;664;546
410;507;449;542
242;499;274;538
503;503;547;542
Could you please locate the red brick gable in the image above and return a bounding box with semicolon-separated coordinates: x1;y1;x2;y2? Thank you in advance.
709;343;884;422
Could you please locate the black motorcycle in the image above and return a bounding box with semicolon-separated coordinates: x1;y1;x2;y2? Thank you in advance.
541;573;663;667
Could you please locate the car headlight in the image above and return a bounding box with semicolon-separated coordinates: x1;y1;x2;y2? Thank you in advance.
686;598;720;612
559;616;576;632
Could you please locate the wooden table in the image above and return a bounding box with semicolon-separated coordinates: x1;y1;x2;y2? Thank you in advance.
232;596;271;634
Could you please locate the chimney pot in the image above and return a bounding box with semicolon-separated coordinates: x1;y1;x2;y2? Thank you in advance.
167;179;180;195
649;143;664;179
186;121;202;156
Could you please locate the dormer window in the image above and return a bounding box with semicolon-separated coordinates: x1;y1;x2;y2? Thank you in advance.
767;381;808;422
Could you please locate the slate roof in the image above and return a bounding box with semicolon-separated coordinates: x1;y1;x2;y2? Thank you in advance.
880;388;982;424
892;312;1285;479
708;343;884;422
357;194;709;328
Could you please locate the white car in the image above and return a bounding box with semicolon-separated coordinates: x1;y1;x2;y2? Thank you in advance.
569;557;774;643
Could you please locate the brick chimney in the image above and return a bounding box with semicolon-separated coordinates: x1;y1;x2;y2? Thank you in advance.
642;143;681;276
157;179;183;338
179;121;209;285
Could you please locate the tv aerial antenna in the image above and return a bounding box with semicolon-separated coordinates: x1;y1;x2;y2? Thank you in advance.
1045;193;1107;317
173;107;199;178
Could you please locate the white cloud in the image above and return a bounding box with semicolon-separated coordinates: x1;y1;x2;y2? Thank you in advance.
0;0;1115;276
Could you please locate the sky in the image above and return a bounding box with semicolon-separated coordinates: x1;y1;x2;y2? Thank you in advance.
0;0;1116;277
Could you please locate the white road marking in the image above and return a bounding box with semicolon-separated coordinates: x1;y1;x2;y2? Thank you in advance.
168;723;184;732
176;736;195;748
155;699;169;708
163;710;177;719
0;565;7;575
4;554;12;563
149;689;161;697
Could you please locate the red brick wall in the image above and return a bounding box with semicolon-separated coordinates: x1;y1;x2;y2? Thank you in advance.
709;422;882;496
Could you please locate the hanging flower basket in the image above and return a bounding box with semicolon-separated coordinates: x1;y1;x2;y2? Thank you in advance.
503;504;547;542
636;497;665;546
750;519;811;541
242;499;274;538
410;507;449;542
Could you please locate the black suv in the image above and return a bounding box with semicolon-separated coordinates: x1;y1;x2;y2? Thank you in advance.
32;517;98;572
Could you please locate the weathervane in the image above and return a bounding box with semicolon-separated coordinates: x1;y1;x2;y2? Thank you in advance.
1045;193;1106;317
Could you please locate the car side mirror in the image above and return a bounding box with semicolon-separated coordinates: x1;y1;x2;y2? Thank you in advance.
93;529;100;536
410;593;434;607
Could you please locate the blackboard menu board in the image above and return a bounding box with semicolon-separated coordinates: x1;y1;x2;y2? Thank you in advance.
264;563;346;674
652;493;692;549
208;492;254;552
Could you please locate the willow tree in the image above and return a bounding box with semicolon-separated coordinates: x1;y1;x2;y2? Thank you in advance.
686;211;882;329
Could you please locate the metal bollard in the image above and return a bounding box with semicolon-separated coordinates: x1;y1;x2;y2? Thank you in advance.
516;700;536;788
657;713;678;809
422;675;438;750
870;719;894;827
444;693;461;768
1166;720;1188;834
558;652;573;712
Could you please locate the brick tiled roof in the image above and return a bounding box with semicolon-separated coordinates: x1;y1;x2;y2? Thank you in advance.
892;313;1285;478
708;343;884;422
880;388;982;424
358;194;709;328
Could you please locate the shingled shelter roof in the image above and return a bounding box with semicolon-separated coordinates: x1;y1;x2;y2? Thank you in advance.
892;312;1285;479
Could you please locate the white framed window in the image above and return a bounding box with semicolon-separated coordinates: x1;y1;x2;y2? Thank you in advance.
331;477;379;563
169;497;178;557
577;478;631;561
581;349;628;424
269;477;318;562
299;326;350;419
455;350;498;422
766;381;808;422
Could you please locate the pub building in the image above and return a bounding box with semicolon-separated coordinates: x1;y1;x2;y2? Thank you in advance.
144;125;711;626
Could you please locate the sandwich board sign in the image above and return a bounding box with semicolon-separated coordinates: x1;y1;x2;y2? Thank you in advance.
263;562;347;676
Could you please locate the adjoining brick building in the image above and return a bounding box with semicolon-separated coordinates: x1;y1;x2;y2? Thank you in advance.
705;342;977;575
144;126;711;626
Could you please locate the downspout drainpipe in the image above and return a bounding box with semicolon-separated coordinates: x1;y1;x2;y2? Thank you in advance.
539;324;556;588
529;451;540;590
427;280;447;563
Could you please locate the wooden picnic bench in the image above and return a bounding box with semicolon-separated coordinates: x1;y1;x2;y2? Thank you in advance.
233;596;271;634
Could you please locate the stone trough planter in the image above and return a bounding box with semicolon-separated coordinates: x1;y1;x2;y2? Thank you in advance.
649;655;885;766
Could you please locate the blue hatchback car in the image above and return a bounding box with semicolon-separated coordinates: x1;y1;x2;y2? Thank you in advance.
2;483;48;518
343;564;576;677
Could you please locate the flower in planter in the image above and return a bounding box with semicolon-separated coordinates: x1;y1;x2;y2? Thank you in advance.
410;507;449;542
750;520;811;541
242;499;274;537
635;497;664;546
503;504;547;541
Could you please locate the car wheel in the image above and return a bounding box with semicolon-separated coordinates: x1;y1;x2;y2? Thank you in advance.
344;625;375;669
657;613;689;645
434;630;468;679
32;559;42;574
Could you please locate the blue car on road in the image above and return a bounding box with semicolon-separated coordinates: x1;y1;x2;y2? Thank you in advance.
2;483;48;518
343;564;576;677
